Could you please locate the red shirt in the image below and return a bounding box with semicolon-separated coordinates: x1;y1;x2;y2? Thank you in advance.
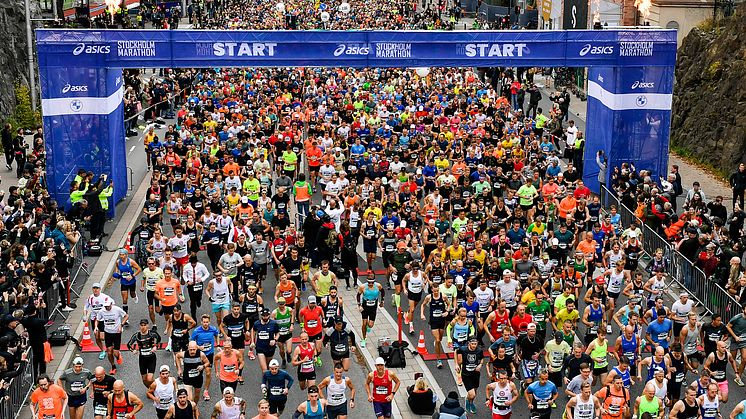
371;370;393;403
510;313;534;337
299;306;324;336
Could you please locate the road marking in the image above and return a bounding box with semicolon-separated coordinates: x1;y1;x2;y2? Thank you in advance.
128;145;136;156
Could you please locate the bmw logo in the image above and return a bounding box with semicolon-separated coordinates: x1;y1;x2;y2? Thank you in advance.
70;99;83;112
636;95;648;107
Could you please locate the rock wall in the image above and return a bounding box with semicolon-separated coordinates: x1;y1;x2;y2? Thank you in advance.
0;0;41;119
670;3;746;170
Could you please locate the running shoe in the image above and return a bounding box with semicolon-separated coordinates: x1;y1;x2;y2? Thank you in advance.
109;368;116;375
315;356;323;367
409;323;414;335
359;339;366;348
99;351;106;360
736;376;745;387
281;360;287;369
117;354;123;365
203;390;210;401
133;295;139;304
301;282;307;291
606;324;612;335
437;360;443;369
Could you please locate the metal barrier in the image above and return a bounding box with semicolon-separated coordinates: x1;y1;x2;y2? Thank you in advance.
600;185;741;320
0;347;34;419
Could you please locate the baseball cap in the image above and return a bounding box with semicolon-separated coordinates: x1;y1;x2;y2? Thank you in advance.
223;387;234;395
375;357;386;365
240;196;249;203
92;282;102;289
527;323;537;330
550;238;559;246
260;308;271;316
455;275;465;285
139;319;149;325
308;295;317;304
160;365;170;373
628;231;638;238
73;357;84;365
277;297;286;304
502;269;512;276
103;299;113;307
269;359;280;367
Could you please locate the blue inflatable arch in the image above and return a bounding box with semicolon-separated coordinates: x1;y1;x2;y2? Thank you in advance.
36;29;677;213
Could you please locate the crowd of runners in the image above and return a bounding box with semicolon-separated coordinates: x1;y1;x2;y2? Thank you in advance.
24;1;746;419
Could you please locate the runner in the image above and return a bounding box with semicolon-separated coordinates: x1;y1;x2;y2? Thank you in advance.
486;369;519;419
564;382;601;419
141;257;165;325
107;380;144;419
420;283;450;368
113;248;142;321
95;299;128;374
221;302;250;380
211;387;246;419
633;383;664;419
680;313;704;370
726;303;746;386
703;340;739;403
323;316;357;372
261;359;294;417
147;365;177;419
163;389;198;419
517;323;544;387
170;304;196;370
545;331;571;388
291;386;327;419
251;308;280;372
206;269;232;328
457;336;484;414
191;314;219;401
357;272;384;349
524;369;559;419
127;319;162;388
154;266;184;351
402;261;427;335
321;286;344;331
57;357;92;419
365;357;401;419
669;387;700;419
311;260;337;299
182;255;209;320
214;339;243;392
271;297;294;369
84;282;113;360
176;341;210;403
293;332;318;390
594;375;630;419
317;363;356;419
89;366;116;419
586;325;610;386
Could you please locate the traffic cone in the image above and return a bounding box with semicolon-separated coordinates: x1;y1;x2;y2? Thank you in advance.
124;236;133;254
82;322;92;346
417;330;427;355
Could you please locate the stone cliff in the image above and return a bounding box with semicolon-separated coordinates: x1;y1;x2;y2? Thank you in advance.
0;0;41;119
670;3;746;171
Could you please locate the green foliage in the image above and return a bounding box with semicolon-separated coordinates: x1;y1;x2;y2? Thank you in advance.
3;82;41;132
707;61;722;79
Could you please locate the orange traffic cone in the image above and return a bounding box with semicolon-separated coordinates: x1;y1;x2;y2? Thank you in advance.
82;322;92;346
124;236;133;254
417;330;427;355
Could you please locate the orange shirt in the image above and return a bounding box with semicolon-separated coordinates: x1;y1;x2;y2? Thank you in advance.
344;195;360;209
218;350;240;382
237;205;254;222
307;147;323;167
222;162;241;177
155;279;181;307
422;204;439;221
558;196;577;219
278;281;296;305
576;239;597;256
31;385;66;419
541;182;560;199
451;162;467;179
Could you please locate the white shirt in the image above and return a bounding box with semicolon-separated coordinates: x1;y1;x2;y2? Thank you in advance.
96;305;127;333
182;262;210;288
85;293;113;320
566;125;578;146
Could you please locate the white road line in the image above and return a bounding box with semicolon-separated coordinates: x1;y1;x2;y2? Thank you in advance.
128;145;136;156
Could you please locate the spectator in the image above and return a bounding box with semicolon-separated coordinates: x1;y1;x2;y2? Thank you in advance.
407;377;436;416
21;303;47;378
730;163;746;211
435;390;466;419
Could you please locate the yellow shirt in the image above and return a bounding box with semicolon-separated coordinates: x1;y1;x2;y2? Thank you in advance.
434;158;450;171
555;308;579;329
363;207;382;221
446;245;464;262
144;132;156;146
473;249;488;266
203;120;218;132
521;290;537;305
226;193;241;215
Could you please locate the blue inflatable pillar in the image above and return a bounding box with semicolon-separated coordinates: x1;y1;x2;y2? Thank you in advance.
583;66;675;193
40;67;127;214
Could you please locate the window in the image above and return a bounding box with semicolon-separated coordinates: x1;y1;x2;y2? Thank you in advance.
666;21;679;29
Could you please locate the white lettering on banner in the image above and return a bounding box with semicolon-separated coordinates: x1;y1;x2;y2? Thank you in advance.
117;41;157;57
375;43;412;58
212;42;278;57
464;43;528;57
333;44;370;57
61;84;88;94
619;41;654;57
631;81;655;89
587;81;671;111
42;85;124;116
72;43;111;56
579;44;614;56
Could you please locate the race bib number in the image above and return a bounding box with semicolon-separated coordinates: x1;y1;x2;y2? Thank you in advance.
301;361;314;373
94;404;108;416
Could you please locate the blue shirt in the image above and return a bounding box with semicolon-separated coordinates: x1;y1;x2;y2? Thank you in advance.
191;326;220;355
647;319;673;348
253;319;280;351
526;381;558;404
261;369;294;400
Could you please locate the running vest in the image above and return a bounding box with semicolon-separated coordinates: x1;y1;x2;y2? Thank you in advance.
171;314;189;341
429;294;446;321
173;402;194;419
210;280;230;304
117;258;136;285
573;394;595;419
298;344;315;374
647;357;667;382
362;286;380;307
143;267;163;292
680;400;700;419
591;340;608;369
638;396;660;417
491;382;513;416
612;366;631;388
710;352;728;382
372;370;392;403
153;377;175;410
620;334;638;366
407;271;424;293
607;269;624;294
316;271;333;297
682;323;700;356
304;400;324;419
326;375;347;406
588;304;603;335
218;350;239;382
110;391;135;419
183;350;203;381
274;308;293;336
151;237;167;258
670;354;687;387
217;398;242;419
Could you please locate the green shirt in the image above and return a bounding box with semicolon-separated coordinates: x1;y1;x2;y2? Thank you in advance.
242;178;260;200
517;184;538;206
535;113;548;129
282;150;298;171
554;293;573;313
527;300;552;330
